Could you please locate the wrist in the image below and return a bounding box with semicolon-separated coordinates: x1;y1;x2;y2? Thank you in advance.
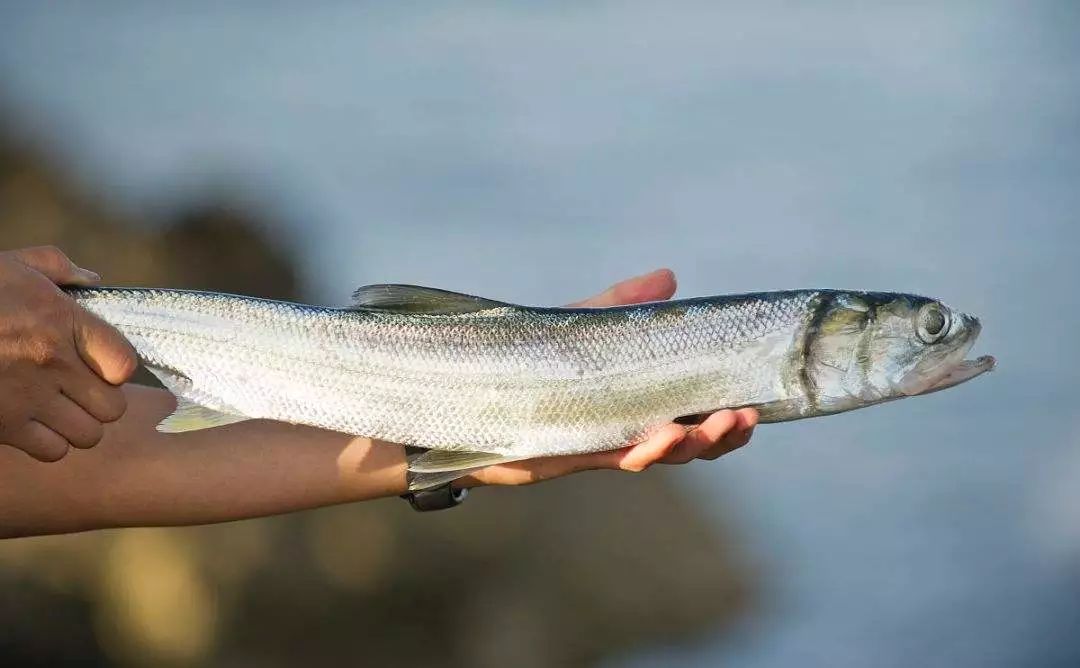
399;445;471;511
335;437;410;501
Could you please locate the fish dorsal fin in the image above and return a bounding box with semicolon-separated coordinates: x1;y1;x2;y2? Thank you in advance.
157;398;251;433
349;284;512;314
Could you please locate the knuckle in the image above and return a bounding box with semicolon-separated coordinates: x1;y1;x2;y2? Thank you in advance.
0;409;28;438
27;335;64;367
14;245;70;278
25;287;72;325
81;319;138;384
99;390;128;422
37;245;70;270
110;349;139;382
33;442;69;463
23;276;57;303
72;422;104;449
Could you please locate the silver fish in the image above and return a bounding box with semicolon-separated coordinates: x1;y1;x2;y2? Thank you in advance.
68;285;995;489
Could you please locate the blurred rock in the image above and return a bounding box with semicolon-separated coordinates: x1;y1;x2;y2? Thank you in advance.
0;122;756;667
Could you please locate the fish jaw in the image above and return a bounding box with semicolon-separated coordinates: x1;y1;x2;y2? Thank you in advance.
917;355;996;395
896;311;994;397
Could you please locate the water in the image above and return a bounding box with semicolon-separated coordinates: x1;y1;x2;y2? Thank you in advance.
1;2;1078;665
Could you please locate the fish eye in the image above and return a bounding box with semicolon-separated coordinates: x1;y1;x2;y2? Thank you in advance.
916;303;950;344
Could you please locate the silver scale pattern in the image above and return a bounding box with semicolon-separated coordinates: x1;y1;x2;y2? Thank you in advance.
71;287;819;456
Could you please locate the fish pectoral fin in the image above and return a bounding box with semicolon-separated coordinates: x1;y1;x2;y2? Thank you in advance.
156;398;251;433
145;364;193;396
146;364;250;433
406;449;526;491
349;284;514;314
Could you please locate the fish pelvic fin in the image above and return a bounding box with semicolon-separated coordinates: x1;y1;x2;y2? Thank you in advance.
407;469;479;492
157;398;251;433
349;284;513;314
406;449;526;491
408;448;522;473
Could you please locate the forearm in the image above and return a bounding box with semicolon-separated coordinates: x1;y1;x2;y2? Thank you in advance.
0;384;408;537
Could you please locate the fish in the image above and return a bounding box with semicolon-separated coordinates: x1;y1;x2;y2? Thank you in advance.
67;285;995;490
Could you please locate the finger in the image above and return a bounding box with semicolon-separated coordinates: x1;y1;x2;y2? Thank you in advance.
460;429;683;487
72;308;138;385
731;425;756;448
661;410;739;464
37;394;105;449
460;409;754;488
61;371;128;423
733;407;759;437
613;423;687;472
569;268;677;307
699;408;759;460
698;427;752;460
9;420;71;462
11;245;100;286
458;459;560;488
463;448;623;487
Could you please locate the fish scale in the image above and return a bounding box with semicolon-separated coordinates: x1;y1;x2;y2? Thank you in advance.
66;285;992;489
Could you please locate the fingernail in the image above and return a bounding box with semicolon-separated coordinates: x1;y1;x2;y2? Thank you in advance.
76;268;101;283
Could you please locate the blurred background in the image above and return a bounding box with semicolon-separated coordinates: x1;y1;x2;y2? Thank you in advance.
0;2;1077;666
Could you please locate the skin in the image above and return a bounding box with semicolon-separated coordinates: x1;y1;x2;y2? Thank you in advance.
0;260;758;538
0;247;137;461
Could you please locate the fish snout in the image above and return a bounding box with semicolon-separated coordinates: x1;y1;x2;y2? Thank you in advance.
961;312;981;340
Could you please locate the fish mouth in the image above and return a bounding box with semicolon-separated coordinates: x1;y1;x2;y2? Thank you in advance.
900;312;995;396
916;354;996;396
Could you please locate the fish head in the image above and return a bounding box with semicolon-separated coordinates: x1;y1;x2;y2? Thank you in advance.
805;292;995;411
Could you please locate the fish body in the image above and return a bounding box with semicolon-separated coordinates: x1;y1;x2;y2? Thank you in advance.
68;285;994;488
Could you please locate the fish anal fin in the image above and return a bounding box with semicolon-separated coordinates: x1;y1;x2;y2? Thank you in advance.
157;398;250;433
349;284;512;314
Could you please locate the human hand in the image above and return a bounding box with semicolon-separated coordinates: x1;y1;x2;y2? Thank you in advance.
460;269;758;488
0;246;138;461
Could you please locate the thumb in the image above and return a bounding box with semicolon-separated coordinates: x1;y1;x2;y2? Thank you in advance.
12;245;101;286
569;269;677;308
73;308;139;385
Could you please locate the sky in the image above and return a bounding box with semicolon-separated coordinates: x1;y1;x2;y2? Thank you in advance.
1;2;1078;666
